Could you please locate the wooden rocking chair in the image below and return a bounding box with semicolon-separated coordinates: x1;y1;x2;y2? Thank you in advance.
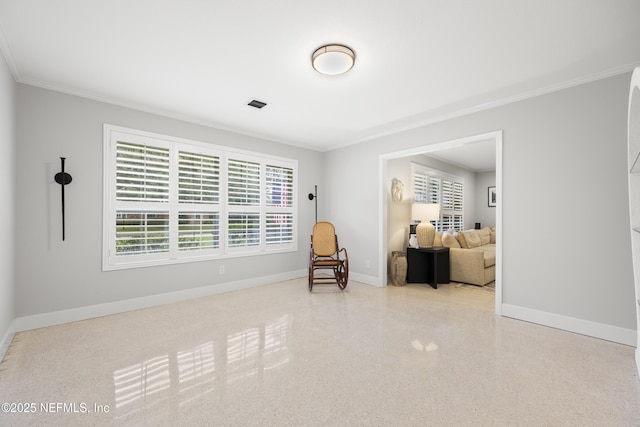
308;222;349;291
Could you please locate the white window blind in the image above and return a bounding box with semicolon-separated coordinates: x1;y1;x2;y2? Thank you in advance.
116;211;170;255
228;159;260;206
178;151;220;204
104;125;297;270
265;165;294;245
178;151;221;252
412;163;464;232
116;142;170;202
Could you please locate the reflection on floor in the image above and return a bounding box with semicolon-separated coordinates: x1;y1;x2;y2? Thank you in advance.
1;279;639;426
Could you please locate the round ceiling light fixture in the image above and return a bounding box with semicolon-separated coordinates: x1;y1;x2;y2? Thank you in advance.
312;44;355;76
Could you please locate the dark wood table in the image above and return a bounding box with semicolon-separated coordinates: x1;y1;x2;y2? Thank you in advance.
406;246;450;289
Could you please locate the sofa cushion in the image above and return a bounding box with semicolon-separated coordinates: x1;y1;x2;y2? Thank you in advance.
477;227;491;245
441;231;460;248
490;231;496;244
483;251;496;268
455;231;468;248
461;230;482;248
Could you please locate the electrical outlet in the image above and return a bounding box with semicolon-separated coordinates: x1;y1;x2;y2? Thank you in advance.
219;265;225;275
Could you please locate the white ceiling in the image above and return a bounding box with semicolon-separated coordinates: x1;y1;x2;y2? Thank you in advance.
1;1;639;161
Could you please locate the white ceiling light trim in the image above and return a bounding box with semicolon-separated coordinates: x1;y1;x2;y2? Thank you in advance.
312;44;355;76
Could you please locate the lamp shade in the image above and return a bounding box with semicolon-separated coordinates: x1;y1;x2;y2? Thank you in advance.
412;203;440;222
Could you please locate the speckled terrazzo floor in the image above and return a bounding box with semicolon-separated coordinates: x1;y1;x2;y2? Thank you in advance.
1;279;639;426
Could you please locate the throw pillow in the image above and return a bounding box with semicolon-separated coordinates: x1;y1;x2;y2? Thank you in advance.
461;230;482;248
477;227;491;245
441;232;460;248
456;231;468;248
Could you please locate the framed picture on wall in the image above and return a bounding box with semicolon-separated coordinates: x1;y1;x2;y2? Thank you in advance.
488;186;497;207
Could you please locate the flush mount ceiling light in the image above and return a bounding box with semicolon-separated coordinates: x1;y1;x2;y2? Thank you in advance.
312;44;355;76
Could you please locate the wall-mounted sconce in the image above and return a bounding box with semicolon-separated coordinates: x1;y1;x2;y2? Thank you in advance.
308;185;318;224
54;157;72;241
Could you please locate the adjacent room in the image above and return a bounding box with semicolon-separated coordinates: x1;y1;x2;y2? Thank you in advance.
1;1;639;425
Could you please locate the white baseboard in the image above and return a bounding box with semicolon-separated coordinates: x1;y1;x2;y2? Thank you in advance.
501;304;637;347
349;272;384;287
14;270;307;333
0;320;16;362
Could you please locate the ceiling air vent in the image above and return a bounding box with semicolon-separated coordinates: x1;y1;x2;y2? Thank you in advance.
248;99;267;109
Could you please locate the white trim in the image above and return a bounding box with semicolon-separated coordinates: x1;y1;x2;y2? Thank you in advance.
627;66;640;378
345;63;640;151
494;133;503;315
350;272;384;287
14;270;306;333
0;320;16;362
103;124;298;270
502;304;637;347
0;25;21;81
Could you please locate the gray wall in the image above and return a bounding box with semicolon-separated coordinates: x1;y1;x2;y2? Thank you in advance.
5;70;636;342
475;171;496;228
0;52;15;346
326;73;636;330
14;84;324;317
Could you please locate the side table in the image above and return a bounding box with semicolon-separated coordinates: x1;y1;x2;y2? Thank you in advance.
406;246;450;289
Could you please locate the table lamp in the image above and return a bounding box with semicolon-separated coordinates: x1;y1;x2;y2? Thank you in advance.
412;203;440;248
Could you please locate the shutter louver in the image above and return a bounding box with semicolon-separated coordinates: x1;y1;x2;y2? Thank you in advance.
228;213;260;247
116;142;169;202
115;211;170;255
413;173;429;204
228;159;260;206
179;152;220;204
266;165;293;208
266;213;293;244
178;213;220;251
428;177;441;204
412;165;464;232
105;125;296;269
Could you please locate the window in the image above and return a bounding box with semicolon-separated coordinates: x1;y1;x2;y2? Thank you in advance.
412;163;464;232
104;125;297;270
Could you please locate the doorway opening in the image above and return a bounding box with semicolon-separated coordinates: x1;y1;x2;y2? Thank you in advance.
379;131;503;315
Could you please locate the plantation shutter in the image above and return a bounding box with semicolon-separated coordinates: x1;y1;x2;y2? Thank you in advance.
228;159;260;206
453;182;463;212
105;125;297;270
412;163;464;232
266;165;294;245
413;173;429;204
178;152;220;203
227;159;261;249
441;179;454;210
177;151;221;252
114;141;170;256
427;176;440;204
116;141;170;202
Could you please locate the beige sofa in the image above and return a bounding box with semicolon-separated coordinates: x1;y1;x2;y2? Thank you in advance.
437;227;496;286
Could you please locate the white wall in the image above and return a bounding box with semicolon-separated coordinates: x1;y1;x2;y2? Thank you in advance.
14;84;324;321
0;52;16;356
326;73;636;341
